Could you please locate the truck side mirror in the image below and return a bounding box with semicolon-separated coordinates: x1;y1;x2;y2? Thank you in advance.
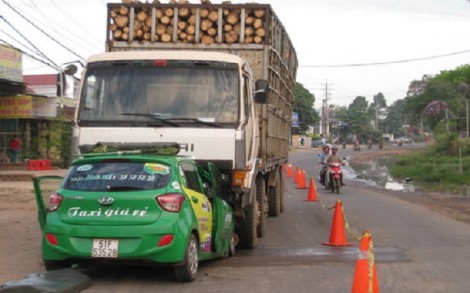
253;79;269;104
64;64;78;76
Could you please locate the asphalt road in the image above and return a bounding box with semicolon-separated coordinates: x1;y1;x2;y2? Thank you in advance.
76;145;470;293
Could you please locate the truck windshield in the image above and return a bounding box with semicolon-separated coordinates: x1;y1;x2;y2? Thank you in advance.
78;61;239;125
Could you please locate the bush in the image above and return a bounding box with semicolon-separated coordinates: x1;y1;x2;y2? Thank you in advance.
431;133;460;156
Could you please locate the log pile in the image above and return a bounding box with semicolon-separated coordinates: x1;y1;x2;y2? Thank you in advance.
108;0;268;44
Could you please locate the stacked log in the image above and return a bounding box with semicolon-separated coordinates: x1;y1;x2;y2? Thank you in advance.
109;1;267;44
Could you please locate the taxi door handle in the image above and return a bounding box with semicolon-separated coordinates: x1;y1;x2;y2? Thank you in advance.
191;196;199;203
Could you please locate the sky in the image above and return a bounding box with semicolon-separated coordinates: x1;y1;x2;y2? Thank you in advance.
1;0;470;109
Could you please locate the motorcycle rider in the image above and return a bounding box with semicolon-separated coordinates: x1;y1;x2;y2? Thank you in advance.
317;144;330;186
325;145;345;186
353;139;360;151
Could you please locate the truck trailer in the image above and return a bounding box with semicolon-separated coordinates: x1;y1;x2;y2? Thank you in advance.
74;1;297;249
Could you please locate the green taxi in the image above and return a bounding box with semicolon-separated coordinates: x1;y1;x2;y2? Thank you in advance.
32;144;236;282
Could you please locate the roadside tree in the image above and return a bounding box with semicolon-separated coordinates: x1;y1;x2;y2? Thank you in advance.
347;96;374;142
294;82;319;132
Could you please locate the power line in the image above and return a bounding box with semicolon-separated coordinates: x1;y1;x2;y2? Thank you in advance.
300;49;470;68
0;39;61;71
0;15;60;70
48;0;103;48
14;0;102;55
2;0;86;62
0;27;42;58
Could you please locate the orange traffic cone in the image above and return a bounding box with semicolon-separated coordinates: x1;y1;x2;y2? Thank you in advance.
287;164;293;178
296;170;308;189
352;231;380;293
323;200;352;246
304;178;318;201
294;168;301;184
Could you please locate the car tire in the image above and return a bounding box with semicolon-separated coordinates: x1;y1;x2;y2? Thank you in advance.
228;233;237;257
174;234;198;282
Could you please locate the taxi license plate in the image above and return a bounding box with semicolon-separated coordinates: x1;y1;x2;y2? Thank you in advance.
92;239;118;258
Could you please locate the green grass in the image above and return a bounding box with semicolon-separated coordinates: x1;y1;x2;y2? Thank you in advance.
389;149;470;193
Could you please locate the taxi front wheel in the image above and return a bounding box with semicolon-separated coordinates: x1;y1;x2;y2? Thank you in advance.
228;233;237;257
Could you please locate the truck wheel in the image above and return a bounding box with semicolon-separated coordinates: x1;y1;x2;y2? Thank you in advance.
268;173;281;217
237;200;258;249
279;172;285;213
256;176;266;238
174;234;198;282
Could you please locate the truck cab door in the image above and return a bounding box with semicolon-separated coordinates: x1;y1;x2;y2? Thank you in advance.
242;73;258;171
32;176;63;231
206;163;227;201
207;163;234;253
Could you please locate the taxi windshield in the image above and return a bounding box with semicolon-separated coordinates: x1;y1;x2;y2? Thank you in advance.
62;161;171;191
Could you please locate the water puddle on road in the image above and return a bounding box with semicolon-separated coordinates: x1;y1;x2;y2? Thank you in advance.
234;246;407;263
344;157;416;192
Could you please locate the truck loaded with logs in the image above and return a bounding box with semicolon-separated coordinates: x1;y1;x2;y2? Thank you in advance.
73;0;297;249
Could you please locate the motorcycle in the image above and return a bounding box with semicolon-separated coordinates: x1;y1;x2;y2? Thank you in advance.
325;162;343;194
353;142;361;151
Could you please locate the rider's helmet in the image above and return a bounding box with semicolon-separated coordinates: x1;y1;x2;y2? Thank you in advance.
331;145;338;150
322;144;330;150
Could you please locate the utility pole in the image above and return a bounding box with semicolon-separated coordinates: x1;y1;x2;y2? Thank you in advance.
321;81;332;138
465;99;469;138
374;95;379;130
457;82;469;137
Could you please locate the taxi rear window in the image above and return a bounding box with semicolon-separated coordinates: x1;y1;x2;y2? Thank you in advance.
62;162;171;191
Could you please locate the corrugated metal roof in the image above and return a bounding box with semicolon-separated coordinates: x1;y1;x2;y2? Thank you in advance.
23;74;58;97
23;74;58;85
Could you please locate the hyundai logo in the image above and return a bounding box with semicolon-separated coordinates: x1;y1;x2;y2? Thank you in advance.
97;196;114;206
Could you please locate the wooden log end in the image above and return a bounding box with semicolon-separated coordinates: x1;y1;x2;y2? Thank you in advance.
161;33;172;43
201;35;215;44
225;31;238;44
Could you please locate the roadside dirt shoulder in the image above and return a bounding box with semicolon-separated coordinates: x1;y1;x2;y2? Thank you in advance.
0;169;67;283
0;181;43;283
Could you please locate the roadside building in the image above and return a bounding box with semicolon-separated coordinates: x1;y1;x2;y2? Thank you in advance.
0;44;76;166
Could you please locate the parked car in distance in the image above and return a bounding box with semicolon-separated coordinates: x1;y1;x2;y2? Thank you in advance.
32;143;236;282
311;139;326;148
394;137;413;144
